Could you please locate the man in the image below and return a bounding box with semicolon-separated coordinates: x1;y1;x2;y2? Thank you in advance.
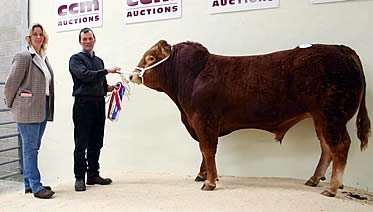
69;28;120;191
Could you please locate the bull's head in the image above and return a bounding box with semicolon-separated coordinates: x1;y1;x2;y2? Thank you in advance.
129;40;171;89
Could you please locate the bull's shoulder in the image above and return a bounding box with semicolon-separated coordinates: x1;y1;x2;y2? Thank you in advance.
189;71;222;107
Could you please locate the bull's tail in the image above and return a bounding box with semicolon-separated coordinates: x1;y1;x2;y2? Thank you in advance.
354;53;371;151
342;45;371;151
356;86;371;151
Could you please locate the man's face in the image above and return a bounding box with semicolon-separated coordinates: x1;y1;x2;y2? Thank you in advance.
80;31;96;53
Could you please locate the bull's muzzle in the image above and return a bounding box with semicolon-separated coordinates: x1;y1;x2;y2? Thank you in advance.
129;71;142;84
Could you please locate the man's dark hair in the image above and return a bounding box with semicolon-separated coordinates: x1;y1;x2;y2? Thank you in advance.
79;27;95;42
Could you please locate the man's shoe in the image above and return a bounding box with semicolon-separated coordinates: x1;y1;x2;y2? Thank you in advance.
33;188;55;199
86;176;112;185
25;186;52;194
75;179;86;191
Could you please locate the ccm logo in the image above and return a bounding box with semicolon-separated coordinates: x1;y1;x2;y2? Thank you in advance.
127;0;174;6
58;0;100;16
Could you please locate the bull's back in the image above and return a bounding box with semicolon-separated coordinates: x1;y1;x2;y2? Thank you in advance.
197;45;365;134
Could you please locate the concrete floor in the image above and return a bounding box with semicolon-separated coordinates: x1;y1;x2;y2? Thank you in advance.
0;172;372;212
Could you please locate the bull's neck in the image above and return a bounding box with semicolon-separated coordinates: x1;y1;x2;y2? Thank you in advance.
158;58;194;107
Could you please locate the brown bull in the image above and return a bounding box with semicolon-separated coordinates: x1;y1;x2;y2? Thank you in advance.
129;40;371;197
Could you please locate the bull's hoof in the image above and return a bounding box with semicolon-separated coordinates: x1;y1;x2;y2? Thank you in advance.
320;176;326;181
195;175;219;182
195;175;206;182
305;179;318;187
339;184;344;189
321;189;336;197
201;182;216;191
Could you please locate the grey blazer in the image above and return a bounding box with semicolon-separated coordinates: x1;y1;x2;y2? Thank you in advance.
4;49;55;123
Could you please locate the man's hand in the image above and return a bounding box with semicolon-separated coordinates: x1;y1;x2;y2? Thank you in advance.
107;66;121;73
107;85;115;92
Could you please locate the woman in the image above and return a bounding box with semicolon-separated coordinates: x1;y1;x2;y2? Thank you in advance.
4;23;55;199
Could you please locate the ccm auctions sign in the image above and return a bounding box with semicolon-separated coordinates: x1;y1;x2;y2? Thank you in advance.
311;0;348;3
56;0;103;32
208;0;279;14
124;0;182;24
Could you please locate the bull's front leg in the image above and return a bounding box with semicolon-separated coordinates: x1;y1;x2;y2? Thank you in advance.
192;119;219;190
195;154;219;182
199;141;218;191
195;154;207;182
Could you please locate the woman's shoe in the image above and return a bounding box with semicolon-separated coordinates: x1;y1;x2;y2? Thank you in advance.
33;188;55;199
25;186;52;194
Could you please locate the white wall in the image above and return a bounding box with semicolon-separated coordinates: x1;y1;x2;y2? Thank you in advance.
29;0;373;191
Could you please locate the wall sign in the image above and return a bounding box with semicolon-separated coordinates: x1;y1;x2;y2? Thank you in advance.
124;0;182;24
312;0;348;3
56;0;103;32
208;0;280;14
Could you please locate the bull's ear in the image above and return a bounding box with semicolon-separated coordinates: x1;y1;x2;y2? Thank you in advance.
158;40;168;46
159;40;171;57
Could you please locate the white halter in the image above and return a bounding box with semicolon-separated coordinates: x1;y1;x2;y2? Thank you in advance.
135;56;170;85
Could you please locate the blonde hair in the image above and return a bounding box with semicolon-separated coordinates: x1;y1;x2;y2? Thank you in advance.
25;23;49;52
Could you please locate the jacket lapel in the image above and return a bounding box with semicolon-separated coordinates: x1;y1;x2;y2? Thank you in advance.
32;56;44;72
45;57;54;79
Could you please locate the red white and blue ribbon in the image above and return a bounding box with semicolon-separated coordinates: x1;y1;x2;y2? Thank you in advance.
107;81;130;121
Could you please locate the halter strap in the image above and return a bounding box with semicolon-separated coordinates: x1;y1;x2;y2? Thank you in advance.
135;56;170;84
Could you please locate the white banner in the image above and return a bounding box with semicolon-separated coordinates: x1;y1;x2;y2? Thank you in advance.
124;0;182;24
208;0;279;14
311;0;348;3
56;0;103;32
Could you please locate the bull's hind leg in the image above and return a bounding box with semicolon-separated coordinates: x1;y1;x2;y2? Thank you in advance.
320;125;351;197
305;120;331;187
305;136;331;187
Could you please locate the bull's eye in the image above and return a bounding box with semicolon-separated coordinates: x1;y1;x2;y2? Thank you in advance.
146;55;156;64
